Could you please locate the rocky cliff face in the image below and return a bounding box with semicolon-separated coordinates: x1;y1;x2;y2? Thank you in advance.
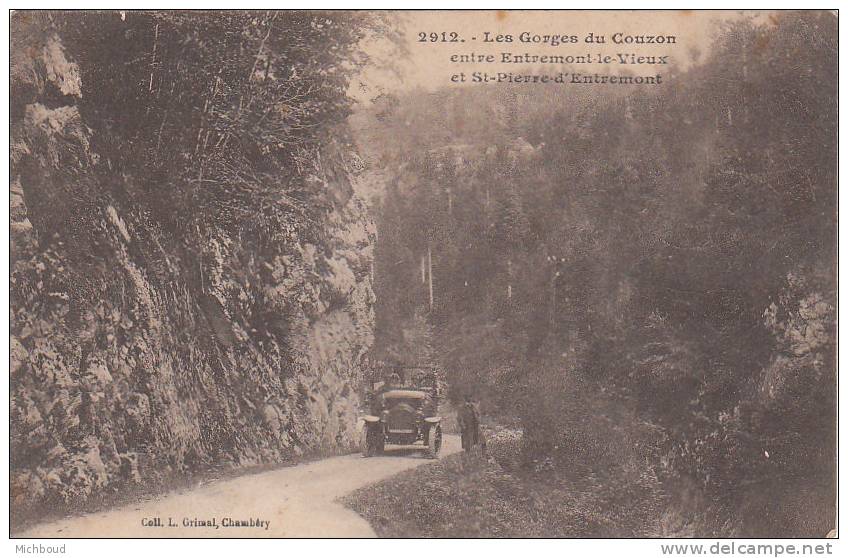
10;24;375;518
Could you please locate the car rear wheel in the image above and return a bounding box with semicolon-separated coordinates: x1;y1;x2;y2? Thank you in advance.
425;424;442;459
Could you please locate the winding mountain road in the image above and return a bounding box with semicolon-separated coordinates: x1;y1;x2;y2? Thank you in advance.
19;434;461;538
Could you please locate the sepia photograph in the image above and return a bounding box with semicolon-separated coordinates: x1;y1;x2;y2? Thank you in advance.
7;7;838;543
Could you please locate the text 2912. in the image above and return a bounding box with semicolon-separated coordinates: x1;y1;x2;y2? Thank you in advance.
418;32;462;42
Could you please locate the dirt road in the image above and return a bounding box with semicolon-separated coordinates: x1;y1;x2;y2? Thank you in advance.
19;434;461;538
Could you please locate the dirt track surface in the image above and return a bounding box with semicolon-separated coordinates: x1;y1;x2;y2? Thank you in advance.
18;434;461;538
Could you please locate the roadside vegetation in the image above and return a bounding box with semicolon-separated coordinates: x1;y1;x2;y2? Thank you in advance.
344;429;667;538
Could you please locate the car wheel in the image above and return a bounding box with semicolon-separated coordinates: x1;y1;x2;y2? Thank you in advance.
425;424;442;459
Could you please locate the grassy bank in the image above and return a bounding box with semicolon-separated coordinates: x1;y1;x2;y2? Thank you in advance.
342;442;666;538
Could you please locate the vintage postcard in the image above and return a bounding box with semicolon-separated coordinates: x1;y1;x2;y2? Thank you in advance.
8;9;837;542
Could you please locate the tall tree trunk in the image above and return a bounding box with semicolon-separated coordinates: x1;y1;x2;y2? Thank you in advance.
148;23;159;93
427;244;433;311
507;258;512;299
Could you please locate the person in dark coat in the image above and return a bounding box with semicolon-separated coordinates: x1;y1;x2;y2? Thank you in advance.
457;394;481;452
369;372;402;415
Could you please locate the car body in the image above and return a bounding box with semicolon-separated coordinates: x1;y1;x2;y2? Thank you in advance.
360;388;443;458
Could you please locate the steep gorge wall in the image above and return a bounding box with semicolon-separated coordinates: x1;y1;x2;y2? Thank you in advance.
10;26;375;519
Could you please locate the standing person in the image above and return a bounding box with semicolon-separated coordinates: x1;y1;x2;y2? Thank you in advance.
370;372;402;415
385;372;402;390
458;394;481;452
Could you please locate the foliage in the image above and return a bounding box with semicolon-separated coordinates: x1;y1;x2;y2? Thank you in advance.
366;12;836;536
344;449;666;537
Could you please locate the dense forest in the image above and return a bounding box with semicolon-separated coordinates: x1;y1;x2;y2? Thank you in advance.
361;12;836;536
9;10;836;538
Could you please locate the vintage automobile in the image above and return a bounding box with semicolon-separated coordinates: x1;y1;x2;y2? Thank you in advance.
360;387;443;458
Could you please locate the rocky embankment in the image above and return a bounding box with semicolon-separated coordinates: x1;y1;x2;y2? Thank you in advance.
10;24;376;524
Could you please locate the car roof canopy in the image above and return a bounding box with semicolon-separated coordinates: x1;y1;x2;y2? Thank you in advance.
383;390;427;399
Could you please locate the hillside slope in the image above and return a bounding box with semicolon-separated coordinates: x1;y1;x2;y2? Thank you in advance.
10;12;378;524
